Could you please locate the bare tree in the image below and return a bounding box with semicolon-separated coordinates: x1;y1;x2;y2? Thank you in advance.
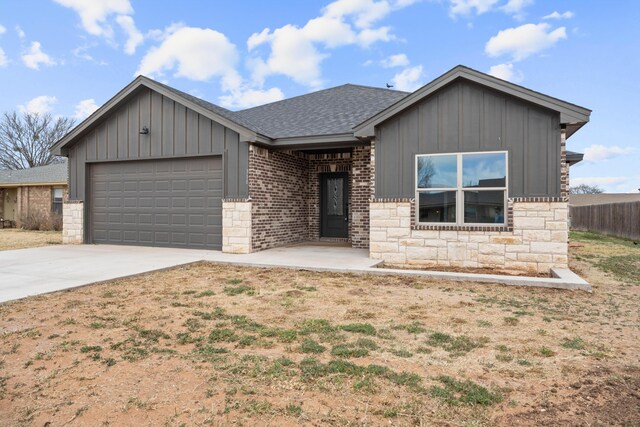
0;111;75;170
569;184;605;194
418;157;436;188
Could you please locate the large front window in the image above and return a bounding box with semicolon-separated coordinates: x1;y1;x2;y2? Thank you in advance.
416;151;507;225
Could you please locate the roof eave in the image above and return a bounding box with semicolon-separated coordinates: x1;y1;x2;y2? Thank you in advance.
251;133;365;150
566;151;584;165
0;181;67;187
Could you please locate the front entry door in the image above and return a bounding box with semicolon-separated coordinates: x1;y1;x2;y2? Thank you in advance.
320;172;348;238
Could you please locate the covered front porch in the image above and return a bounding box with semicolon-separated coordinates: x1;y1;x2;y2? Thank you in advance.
243;143;373;252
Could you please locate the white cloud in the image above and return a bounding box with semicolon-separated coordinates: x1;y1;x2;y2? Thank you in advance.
247;0;415;87
18;95;58;114
0;25;6;35
357;26;395;46
136;26;239;86
15;25;26;39
449;0;500;16
583;144;636;163
54;0;143;54
543;11;574;20
449;0;533;19
324;0;392;29
21;42;57;70
73;98;99;120
488;63;523;82
391;65;423;91
485;23;566;61
247;28;272;51
116;15;143;55
500;0;533;20
218;87;285;109
53;0;133;38
0;48;7;67
381;53;410;68
249;25;327;87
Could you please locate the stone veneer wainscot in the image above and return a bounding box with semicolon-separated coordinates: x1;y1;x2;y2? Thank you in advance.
222;199;252;254
62;201;83;244
369;199;568;273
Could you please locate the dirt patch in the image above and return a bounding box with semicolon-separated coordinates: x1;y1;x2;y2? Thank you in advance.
496;367;640;426
0;232;638;426
0;229;61;251
382;263;549;277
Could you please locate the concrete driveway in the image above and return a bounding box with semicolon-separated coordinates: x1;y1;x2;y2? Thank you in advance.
0;243;375;303
0;245;215;303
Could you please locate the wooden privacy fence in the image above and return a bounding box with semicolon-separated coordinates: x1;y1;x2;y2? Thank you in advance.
570;201;640;241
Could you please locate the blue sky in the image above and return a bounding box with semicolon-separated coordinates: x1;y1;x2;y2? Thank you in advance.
0;0;638;192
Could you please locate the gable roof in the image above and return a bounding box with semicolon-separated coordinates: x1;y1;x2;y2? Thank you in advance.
153;80;267;135
235;84;408;139
353;65;592;139
51;76;270;156
0;160;67;186
52;66;591;154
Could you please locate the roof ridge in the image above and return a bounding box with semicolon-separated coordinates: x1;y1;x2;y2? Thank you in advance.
342;83;410;94
236;83;408;113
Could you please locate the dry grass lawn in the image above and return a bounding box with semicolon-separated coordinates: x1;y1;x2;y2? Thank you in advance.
0;231;638;426
0;229;62;251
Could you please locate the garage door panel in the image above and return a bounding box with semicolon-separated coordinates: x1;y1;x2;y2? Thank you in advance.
89;156;222;249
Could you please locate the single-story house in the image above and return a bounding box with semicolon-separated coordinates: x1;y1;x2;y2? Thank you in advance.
51;65;591;273
0;161;68;227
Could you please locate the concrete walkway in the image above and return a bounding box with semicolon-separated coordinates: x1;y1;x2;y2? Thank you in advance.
0;243;590;303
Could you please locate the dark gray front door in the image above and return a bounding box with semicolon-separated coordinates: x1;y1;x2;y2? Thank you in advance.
88;156;222;249
320;172;348;238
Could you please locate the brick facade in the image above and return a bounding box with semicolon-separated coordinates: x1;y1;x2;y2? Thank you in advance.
247;143;373;251
249;145;309;251
17;186;53;224
350;145;372;248
1;185;67;226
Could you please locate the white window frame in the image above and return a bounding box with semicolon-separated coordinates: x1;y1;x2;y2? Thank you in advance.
52;187;64;215
415;150;508;226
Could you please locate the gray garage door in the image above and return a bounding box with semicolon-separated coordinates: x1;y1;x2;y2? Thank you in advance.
88;157;222;249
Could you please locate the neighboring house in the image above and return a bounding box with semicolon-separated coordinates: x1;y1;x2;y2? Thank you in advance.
0;161;68;226
51;65;591;273
569;193;640;207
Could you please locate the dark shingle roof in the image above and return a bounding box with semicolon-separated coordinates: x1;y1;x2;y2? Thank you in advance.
235;84;409;139
0;160;67;185
152;80;266;135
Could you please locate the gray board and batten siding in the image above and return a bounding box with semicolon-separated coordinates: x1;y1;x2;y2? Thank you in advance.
374;79;562;199
68;86;249;201
65;86;248;248
66;86;249;203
